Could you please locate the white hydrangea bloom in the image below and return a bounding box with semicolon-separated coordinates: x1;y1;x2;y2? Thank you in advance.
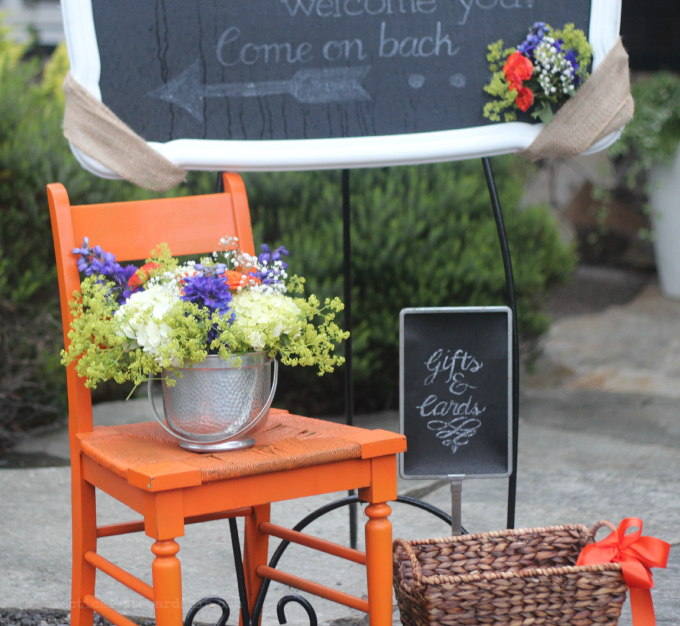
231;290;302;351
116;285;180;356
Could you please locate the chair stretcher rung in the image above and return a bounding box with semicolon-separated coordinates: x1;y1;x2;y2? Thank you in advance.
82;594;141;626
97;521;145;538
256;565;369;613
84;551;154;601
96;507;253;538
259;521;367;565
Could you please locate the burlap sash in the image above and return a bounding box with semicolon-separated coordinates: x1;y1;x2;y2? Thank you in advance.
63;72;186;192
519;38;634;161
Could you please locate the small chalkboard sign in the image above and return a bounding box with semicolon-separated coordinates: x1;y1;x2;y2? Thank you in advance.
61;0;622;175
400;307;512;479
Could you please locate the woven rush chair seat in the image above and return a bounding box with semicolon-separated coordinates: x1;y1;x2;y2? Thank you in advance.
79;409;389;484
393;523;627;626
49;174;406;626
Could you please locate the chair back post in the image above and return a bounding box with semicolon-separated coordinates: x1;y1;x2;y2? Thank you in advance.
222;172;256;256
48;183;95;441
47;175;255;449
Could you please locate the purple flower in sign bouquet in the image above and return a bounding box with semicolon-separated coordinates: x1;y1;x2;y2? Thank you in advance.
517;22;548;61
565;48;581;85
72;237;138;304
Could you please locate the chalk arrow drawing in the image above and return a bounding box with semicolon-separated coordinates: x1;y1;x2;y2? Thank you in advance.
148;60;371;122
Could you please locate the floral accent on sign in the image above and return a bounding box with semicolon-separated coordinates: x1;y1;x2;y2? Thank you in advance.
62;236;348;391
483;22;592;125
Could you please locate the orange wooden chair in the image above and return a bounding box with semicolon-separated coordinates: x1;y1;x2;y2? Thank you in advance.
48;173;406;626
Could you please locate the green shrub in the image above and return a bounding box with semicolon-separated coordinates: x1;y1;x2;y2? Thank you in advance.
243;161;576;414
0;37;162;443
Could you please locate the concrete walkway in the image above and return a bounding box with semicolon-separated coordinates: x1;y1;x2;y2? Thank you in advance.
2;273;679;626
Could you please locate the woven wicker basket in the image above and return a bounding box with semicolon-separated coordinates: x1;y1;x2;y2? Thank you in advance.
393;521;627;626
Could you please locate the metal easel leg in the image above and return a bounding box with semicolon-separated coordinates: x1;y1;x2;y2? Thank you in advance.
342;169;358;550
481;157;520;530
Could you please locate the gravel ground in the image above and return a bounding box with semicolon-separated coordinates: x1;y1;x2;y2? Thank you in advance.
0;610;157;626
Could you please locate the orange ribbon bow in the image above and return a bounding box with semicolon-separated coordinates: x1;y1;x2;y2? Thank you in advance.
577;518;670;626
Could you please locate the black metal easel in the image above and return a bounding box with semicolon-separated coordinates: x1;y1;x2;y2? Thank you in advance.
339;159;519;531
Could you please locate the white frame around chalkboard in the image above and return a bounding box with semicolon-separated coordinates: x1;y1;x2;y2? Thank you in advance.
399;306;513;480
61;0;621;177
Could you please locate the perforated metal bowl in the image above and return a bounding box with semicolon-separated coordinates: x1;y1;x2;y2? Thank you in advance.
148;353;277;452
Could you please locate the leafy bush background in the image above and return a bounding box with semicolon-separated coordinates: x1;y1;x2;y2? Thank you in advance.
0;36;161;445
243;163;576;414
0;35;575;444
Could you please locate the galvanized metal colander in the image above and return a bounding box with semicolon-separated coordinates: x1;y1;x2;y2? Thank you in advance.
148;353;277;452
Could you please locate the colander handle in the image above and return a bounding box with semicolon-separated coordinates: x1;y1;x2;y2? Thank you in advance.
148;359;278;445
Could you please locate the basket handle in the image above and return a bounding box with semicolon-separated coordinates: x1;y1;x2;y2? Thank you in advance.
393;538;423;584
587;519;617;543
148;359;278;445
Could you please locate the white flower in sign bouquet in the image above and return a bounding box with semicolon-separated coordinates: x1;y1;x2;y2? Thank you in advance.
62;236;348;392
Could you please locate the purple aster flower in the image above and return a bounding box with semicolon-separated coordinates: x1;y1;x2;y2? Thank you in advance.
181;274;233;314
72;237;139;304
518;22;549;61
565;48;580;84
258;244;289;268
181;273;234;347
256;244;289;287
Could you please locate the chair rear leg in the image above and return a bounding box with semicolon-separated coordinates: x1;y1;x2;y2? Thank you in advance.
242;503;271;626
71;470;97;626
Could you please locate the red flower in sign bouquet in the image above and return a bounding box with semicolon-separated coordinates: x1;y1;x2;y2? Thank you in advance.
503;52;535;112
515;86;534;112
503;52;533;91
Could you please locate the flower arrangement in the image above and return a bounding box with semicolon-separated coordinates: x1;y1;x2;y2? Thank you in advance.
61;237;348;391
483;22;592;125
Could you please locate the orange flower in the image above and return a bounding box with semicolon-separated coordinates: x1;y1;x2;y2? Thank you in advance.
503;52;533;92
515;86;534;112
223;270;260;290
129;262;161;289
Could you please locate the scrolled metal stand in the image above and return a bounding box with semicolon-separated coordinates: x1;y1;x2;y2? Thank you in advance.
184;494;464;626
277;596;318;626
183;597;230;626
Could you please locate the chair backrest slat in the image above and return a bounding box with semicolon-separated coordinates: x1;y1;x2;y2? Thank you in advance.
70;192;247;262
47;173;254;442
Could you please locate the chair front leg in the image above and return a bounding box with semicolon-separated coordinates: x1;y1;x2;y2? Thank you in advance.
151;539;183;626
365;502;394;626
71;464;98;626
146;491;186;626
360;454;399;626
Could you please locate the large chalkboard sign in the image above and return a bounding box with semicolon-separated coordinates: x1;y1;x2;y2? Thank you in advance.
62;0;622;175
400;307;512;479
